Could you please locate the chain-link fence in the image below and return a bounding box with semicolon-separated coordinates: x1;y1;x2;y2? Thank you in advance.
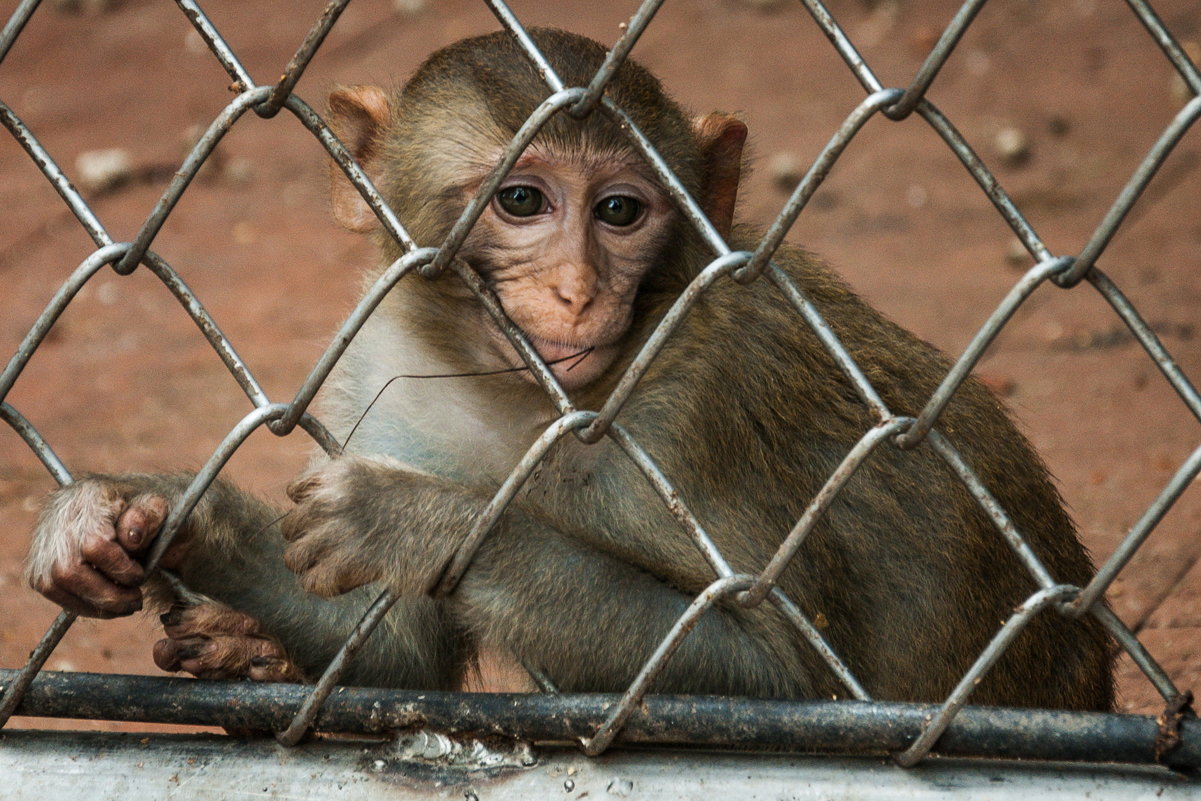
1;0;1199;781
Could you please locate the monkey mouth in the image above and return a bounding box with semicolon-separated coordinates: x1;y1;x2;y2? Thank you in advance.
529;337;593;365
520;335;619;390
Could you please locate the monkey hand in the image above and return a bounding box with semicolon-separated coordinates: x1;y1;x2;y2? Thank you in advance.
154;601;305;682
25;477;187;618
281;455;470;599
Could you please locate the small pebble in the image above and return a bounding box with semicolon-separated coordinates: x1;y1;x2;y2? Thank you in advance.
394;0;428;14
184;29;207;55
1004;238;1030;267
767;152;803;192
75;148;133;193
977;373;1017;397
224;156;254;185
994;126;1030;167
53;0;116;12
1046;115;1071;137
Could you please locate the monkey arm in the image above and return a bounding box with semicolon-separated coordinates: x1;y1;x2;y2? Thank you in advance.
156;477;467;689
281;454;816;698
26;473;464;689
452;517;816;698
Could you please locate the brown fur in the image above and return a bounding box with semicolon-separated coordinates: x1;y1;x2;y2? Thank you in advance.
25;28;1112;708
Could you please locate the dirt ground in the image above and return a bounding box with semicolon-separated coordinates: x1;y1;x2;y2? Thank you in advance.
1;0;1198;734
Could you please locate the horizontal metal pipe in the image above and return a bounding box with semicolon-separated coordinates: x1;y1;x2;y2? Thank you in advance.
3;670;1196;770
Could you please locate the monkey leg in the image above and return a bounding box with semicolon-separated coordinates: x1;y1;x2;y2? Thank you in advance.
154;601;306;682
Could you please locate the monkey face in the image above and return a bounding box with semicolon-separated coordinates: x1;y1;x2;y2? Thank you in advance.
460;145;674;390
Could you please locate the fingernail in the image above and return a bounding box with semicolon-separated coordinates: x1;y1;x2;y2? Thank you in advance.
126;526;144;546
160;609;181;626
250;656;272;667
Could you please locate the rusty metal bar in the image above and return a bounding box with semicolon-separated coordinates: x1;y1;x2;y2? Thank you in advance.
0;403;69;483
2;0;1200;776
893;586;1078;766
896;257;1071;449
884;0;987;120
172;0;254;90
569;0;665;118
257;0;352;118
739;89;902;284
581;575;756;755
0;0;40;65
1060;95;1201;286
3;670;1198;770
484;0;564;92
0;102;113;246
0;613;75;728
275;588;400;746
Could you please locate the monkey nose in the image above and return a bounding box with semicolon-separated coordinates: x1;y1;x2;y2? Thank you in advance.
552;274;597;316
554;286;594;315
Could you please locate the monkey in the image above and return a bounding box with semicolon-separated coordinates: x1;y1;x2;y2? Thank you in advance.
24;28;1113;708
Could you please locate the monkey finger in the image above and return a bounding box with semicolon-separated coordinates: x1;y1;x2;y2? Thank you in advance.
156;637;236;679
79;532;146;588
280;533;327;574
278;511;305;543
277;503;328;544
297;567;344;598
248;655;305;683
285;473;322;505
243;635;303;681
115;494;169;555
37;582;127;620
152;635;220;674
163;634;287;680
161;602;264;639
152;636;190;672
296;558;376;599
47;559;142;616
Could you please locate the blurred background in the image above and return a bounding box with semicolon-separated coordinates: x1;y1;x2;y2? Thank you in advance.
1;0;1198;729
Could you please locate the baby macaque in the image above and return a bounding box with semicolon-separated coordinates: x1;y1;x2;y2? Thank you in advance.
25;28;1112;708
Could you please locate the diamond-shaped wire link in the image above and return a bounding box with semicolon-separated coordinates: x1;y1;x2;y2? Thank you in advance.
0;0;1197;765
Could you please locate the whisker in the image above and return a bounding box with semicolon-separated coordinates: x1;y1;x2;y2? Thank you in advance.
342;347;593;450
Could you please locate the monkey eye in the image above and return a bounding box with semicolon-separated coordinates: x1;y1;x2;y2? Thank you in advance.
495;185;546;217
594;195;642;227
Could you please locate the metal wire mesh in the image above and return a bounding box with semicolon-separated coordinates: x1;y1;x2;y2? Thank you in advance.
1;0;1199;768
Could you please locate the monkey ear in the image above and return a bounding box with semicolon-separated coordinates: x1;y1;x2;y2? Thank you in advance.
693;112;748;240
327;85;392;233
